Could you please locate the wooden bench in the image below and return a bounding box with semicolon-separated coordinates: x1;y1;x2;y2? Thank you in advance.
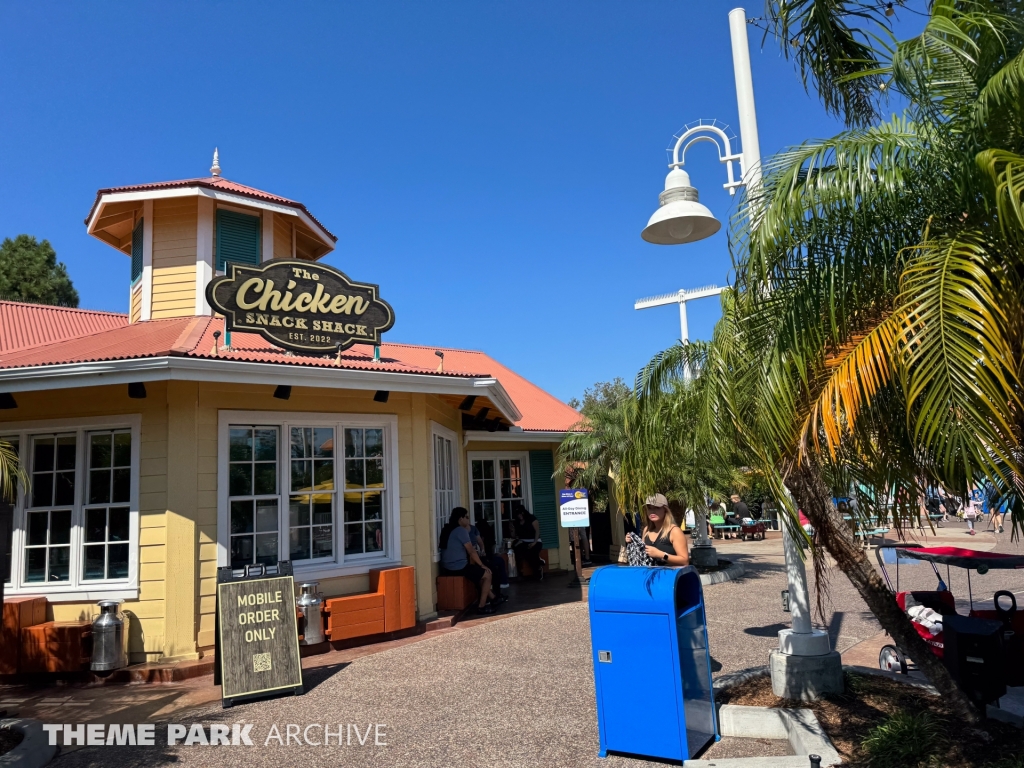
1;596;47;674
324;566;416;641
19;621;92;673
436;575;477;611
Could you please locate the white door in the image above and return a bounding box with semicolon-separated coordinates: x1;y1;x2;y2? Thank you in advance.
469;457;526;549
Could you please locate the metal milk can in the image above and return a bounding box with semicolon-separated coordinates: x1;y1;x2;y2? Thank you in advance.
297;582;324;645
91;599;129;674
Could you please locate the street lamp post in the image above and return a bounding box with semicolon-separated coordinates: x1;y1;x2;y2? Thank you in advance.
634;285;725;378
639;7;842;700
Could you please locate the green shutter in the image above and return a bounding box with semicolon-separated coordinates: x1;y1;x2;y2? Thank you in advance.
130;218;143;284
216;209;261;270
529;450;559;549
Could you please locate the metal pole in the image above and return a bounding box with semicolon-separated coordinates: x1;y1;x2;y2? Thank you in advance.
729;8;762;191
679;298;692;380
781;522;813;635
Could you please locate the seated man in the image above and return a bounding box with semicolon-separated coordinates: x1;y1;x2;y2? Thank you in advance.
439;508;501;614
470;519;509;592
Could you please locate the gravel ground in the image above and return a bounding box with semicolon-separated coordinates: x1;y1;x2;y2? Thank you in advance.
50;525;1019;768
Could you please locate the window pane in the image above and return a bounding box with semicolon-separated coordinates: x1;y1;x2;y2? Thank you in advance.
83;545;106;580
25;548;46;582
230;500;254;534
344;429;363;458
254;429;277;461
113;432;132;467
230;535;253;568
109;507;130;541
254;463;277;495
289;497;310;527
107;544;129;579
85;508;106;543
364;492;383;520
229;428;252;461
365;459;384;488
289;527;311;561
56;436;76;470
472;460;483;481
89;470;111;505
344;523;363;555
31;473;53;508
343;493;363;522
254;533;278;564
291;460;312;492
312;501;332;526
483;461;494;480
364;429;383;457
255;499;278;532
54;472;75;506
27;512;48;546
112;468;131;503
34;439;54;472
229;463;252;497
314;428;333;458
365;521;383;553
312;526;333;558
345;460;364;489
50;509;71;545
90;434;112;469
291;427;311;459
313;460;333;490
49;546;70;581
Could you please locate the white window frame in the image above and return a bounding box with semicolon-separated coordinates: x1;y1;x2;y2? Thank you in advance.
1;414;142;602
430;422;461;562
217;410;401;580
466;450;532;545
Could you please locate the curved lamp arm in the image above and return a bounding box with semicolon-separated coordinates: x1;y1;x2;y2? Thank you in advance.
670;123;745;196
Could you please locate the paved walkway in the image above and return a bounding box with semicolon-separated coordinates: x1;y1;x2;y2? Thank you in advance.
4;521;1018;767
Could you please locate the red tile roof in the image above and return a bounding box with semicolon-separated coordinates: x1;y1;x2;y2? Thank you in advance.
0;301;127;353
85;176;336;242
0;305;580;432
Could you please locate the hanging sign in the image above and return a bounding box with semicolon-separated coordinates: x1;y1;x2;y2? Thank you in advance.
205;259;395;354
216;571;303;705
560;488;590;528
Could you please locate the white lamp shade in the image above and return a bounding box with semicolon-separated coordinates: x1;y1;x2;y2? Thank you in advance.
641;167;722;245
642;200;721;245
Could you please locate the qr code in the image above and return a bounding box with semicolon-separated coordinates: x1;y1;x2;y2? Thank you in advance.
253;653;272;673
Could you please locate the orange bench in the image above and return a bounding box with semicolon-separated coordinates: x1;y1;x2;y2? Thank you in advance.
1;596;48;674
19;621;92;673
324;566;416;641
436;575;478;611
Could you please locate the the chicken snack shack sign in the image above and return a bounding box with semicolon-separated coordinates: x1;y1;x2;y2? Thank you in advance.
206;260;395;354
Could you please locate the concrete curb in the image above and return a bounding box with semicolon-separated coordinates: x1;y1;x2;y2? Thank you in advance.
713;665;769;692
0;719;57;768
842;664;939;694
701;560;746;586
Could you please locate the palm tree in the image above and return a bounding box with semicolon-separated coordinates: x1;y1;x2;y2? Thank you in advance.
623;0;1024;719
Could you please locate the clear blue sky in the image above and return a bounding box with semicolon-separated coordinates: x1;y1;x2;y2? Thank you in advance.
0;1;850;403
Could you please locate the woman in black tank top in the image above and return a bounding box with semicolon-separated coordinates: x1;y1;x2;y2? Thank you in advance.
642;494;690;566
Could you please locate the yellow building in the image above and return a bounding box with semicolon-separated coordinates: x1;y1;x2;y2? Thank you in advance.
0;161;579;663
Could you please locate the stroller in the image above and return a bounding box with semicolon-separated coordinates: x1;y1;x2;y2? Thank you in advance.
876;542;1024;684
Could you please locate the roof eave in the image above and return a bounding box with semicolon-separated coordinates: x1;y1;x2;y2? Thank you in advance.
0;356;521;423
86;186;336;252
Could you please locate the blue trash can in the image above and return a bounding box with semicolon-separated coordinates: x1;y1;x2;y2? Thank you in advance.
588;565;718;760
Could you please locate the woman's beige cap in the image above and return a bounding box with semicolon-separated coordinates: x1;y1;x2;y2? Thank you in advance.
644;493;669;508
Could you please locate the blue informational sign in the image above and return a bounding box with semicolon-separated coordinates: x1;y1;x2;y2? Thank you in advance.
559;488;590;528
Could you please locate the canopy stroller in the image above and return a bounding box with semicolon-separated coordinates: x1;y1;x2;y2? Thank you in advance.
875;542;1023;686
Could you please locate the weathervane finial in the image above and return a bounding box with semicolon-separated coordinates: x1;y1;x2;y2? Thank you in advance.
210;148;221;177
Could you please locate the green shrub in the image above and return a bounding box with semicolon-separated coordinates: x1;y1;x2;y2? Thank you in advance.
861;710;943;768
